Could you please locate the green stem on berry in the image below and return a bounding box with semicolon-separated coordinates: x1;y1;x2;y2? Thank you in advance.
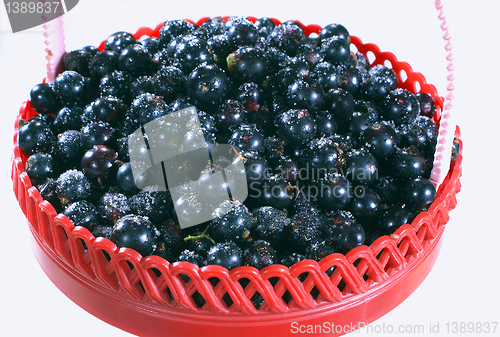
183;224;216;245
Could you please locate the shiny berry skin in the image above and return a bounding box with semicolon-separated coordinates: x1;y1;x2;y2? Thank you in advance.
29;83;60;114
229;124;264;153
64;200;101;231
360;76;391;101
56;169;93;206
277;157;300;183
183;229;215;258
299;137;345;178
90;51;119;79
320;37;350;65
187;64;229;110
287;79;325;111
362;122;398;159
369;65;398;91
210;200;253;242
99;70;130;101
335;222;366;254
315;111;338;136
405;178;436;208
262;136;286;165
341;67;363;96
18;120;55;156
105;31;137;53
390;147;427;180
25;153;56;186
81;145;118;186
267;23;304;56
140;36;161;56
349;111;372;140
115;162;140;195
173;35;214;73
196;17;225;40
324;88;355;126
80;121;116;150
97;192;131;225
207;34;232;70
312;62;347;92
129;188;172;223
227;47;270;83
129;93;167;125
259;177;294;210
253;206;290;245
348;186;381;221
159;20;197;46
112;215;159;256
244;240;277;269
227;19;259;48
254;17;276;36
316;173;353;211
119;44;155;77
345;149;379;186
152;66;186;100
177;249;204;267
276;109;317;146
319;23;350;43
280;252;305;267
86;96;127;125
54;130;84;168
236;82;262;111
53;70;88;107
63;49;93;77
215;99;248;129
376;206;414;235
415;92;436;118
53;106;83;132
206;241;243;270
381;88;420;125
129;77;155;103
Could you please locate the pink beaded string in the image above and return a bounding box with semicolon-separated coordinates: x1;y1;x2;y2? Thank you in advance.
430;0;456;189
43;15;66;84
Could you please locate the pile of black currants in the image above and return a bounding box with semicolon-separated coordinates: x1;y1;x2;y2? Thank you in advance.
18;16;453;271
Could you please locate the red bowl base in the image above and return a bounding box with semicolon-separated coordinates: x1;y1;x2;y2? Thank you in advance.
31;223;444;337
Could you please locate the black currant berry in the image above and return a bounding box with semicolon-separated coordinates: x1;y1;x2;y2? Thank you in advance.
29;83;60;114
206;241;243;270
276;109;317;146
112;214;160;256
227;47;270;83
18;120;55;157
25;153;56;186
244;240;277;269
287;79;325;111
56;169;93;206
381;89;420;125
81;145;118;186
105;31;137;53
405;178;436;208
53;70;89;107
187;64;229;111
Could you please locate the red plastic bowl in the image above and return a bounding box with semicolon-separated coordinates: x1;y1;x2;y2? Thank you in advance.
12;17;463;337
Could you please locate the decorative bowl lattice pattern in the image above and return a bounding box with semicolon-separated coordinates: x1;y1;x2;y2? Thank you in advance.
12;17;462;336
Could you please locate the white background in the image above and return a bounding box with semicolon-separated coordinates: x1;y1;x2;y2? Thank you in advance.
1;0;499;336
